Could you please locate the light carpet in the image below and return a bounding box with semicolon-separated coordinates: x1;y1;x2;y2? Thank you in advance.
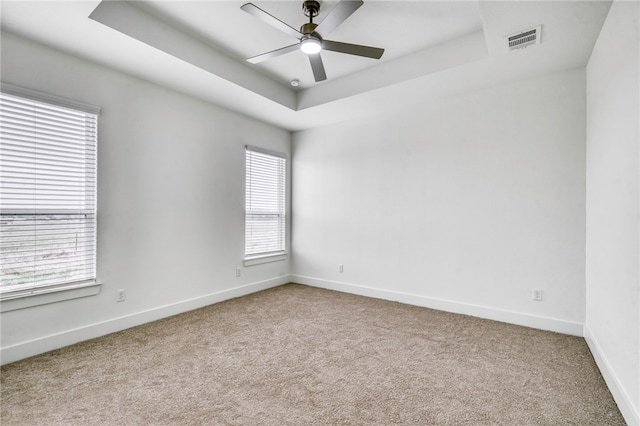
1;283;625;425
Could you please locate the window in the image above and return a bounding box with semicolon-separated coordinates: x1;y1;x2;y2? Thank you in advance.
0;86;99;298
245;146;286;262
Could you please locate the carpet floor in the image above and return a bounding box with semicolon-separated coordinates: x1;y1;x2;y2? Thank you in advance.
1;283;625;425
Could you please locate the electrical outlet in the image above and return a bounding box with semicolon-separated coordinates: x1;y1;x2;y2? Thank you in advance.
116;289;126;302
338;264;344;273
236;267;241;277
532;288;542;301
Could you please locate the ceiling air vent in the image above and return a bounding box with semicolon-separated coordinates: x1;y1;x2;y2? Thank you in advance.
506;26;541;51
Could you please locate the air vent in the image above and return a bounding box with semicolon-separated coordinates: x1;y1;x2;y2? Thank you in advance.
506;25;542;51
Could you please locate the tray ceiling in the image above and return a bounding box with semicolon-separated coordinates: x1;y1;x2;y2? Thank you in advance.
0;1;612;131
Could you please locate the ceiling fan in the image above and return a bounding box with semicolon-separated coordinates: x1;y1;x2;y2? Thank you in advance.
240;0;384;83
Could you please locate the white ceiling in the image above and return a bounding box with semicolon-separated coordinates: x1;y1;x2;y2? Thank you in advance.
0;1;612;131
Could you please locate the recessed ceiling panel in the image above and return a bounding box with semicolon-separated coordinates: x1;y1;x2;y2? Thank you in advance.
139;1;484;88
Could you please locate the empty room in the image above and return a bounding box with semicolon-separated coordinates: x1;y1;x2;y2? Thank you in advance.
0;0;638;424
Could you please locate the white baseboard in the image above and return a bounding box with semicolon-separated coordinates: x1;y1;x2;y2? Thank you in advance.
1;276;289;365
291;275;584;336
584;324;640;426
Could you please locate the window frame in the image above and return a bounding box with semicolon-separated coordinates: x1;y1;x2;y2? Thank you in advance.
0;83;101;309
243;145;288;266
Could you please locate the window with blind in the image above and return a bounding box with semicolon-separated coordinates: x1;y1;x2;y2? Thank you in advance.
0;87;99;297
245;146;286;260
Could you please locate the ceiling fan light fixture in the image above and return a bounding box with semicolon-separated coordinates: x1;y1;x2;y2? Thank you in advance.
300;37;322;54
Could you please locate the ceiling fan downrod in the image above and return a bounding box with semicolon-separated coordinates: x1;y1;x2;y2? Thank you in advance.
301;0;320;34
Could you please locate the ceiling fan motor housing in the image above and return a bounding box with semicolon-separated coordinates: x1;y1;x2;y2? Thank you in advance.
300;22;319;35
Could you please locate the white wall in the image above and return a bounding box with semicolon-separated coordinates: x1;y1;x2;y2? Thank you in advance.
0;32;291;363
292;68;587;335
585;0;639;423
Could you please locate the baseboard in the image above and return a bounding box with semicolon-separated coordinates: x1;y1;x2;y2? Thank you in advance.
584;324;640;426
291;275;584;336
0;275;290;365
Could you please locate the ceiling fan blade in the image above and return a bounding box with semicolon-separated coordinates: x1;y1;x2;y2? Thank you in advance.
322;40;384;59
315;0;363;38
247;44;300;64
240;3;302;40
308;54;327;82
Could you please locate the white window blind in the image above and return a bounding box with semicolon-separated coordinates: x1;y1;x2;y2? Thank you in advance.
0;89;98;295
245;146;286;259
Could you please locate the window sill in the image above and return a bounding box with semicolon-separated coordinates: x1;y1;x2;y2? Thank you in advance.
243;253;288;267
0;281;102;313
